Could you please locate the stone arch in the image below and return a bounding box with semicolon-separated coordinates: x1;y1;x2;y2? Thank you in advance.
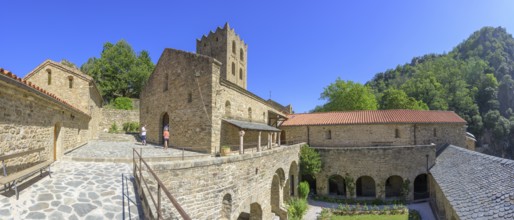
385;175;403;198
232;62;236;76
232;40;236;54
220;193;232;220
329;174;346;196
249;203;262;220
53;122;62;161
356;176;376;197
414;173;429;200
225;101;231;118
160;112;169;145
239;68;243;80
240;48;244;61
271;168;286;219
284;161;298;202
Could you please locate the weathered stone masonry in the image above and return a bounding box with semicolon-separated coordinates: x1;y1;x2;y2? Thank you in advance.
150;144;301;220
0;69;90;174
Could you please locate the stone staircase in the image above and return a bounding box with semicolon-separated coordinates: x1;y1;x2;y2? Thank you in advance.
98;132;139;142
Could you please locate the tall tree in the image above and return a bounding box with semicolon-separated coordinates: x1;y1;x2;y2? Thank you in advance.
378;88;428;110
80;40;154;101
313;78;377;112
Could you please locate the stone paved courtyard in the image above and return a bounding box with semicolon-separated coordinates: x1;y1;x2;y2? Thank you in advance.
0;137;211;219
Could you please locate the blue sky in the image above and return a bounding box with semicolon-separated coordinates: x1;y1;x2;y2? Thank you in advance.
2;1;514;113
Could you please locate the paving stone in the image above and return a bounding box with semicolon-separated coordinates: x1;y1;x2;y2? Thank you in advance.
0;208;11;217
37;193;54;201
48;211;65;220
72;203;97;217
57;205;72;213
25;212;46;219
28;202;49;211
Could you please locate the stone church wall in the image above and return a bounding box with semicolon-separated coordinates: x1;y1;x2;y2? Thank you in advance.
140;49;220;153
315;145;436;200
282;123;466;148
150;144;301;220
0;75;90;174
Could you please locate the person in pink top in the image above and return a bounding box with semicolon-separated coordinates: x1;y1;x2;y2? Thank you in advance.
163;127;170;150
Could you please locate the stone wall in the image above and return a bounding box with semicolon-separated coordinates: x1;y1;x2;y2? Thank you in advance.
140;49;220;152
0;75;90;174
24;61;103;140
282;123;467;148
149;144;301;220
314;145;436;201
429;175;459;220
100;109;139;132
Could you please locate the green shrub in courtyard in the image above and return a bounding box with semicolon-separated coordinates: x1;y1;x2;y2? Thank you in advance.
298;181;310;200
287;198;308;220
109;122;119;133
113;97;133;110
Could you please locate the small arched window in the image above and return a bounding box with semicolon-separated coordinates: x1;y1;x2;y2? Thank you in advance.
240;48;244;61
263;112;266;122
225;101;231;117
164;73;168;91
248;107;252;121
326;130;332;140
232;41;236;54
239;69;243;80
47;69;52;85
68;76;73;89
395;128;400;138
231;63;235;76
433;128;437;137
188;92;192;103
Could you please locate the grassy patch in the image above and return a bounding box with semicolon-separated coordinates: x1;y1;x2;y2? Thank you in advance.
331;213;408;220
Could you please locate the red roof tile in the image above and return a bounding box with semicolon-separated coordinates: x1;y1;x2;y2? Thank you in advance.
281;110;466;126
0;68;90;117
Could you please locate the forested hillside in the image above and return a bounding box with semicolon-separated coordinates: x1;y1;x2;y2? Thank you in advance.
367;26;514;159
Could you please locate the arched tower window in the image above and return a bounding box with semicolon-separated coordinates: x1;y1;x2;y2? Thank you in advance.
240;48;244;61
232;41;236;54
225;101;231;117
164;73;168;91
248;107;252;121
68;76;73;89
395;128;400;138
239;69;243;80
47;69;52;85
231;63;235;76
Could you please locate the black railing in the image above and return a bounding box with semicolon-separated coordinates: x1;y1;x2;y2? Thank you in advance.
133;148;191;220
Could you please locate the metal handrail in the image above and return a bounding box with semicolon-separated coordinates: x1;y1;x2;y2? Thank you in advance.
133;148;191;220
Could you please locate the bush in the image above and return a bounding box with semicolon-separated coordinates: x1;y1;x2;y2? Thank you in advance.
122;122;140;132
109;122;118;133
287;198;308;220
317;208;332;220
113;97;133;110
409;210;422;220
298;181;310;200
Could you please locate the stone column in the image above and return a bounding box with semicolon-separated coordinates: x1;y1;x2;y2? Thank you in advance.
257;131;261;152
268;132;271;149
278;132;281;146
239;130;245;154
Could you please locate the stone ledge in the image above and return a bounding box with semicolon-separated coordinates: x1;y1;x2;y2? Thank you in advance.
150;143;304;170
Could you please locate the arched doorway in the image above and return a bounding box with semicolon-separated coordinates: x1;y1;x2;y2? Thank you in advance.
53;123;61;161
249;203;262;220
385;176;403;198
271;168;286;220
161;113;169;145
301;174;316;195
328;175;346;196
414;174;429;200
289;161;298;197
220;194;232;220
356;176;376;197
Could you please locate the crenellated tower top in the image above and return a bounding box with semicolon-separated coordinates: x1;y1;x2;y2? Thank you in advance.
197;23;248;89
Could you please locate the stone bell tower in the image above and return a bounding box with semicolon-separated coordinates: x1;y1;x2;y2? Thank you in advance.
196;23;248;89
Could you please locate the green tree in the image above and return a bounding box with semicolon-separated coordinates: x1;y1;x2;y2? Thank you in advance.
299;144;321;178
314;78;377;112
80;40;154;101
378;88;428;110
60;59;78;69
401;73;448;110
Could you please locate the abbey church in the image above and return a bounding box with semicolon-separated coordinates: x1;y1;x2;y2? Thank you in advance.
1;23;513;220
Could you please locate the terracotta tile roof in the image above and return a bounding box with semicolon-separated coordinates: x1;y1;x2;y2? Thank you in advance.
0;68;90;117
281;110;466;126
